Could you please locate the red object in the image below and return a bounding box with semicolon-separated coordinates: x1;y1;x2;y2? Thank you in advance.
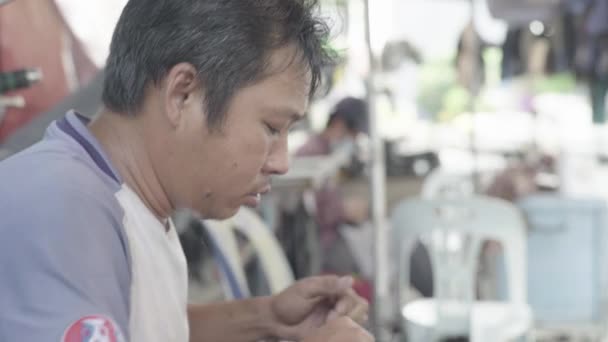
0;0;97;141
322;272;374;304
352;277;374;304
62;315;124;342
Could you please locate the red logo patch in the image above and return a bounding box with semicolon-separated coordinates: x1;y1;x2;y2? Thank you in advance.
62;315;124;342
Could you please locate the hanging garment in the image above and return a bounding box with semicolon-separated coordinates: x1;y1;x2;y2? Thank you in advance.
487;0;561;27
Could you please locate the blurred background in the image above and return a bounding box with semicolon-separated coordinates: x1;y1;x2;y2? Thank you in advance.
3;0;608;341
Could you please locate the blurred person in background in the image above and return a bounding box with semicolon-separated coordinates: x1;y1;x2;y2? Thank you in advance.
296;97;371;281
296;97;435;302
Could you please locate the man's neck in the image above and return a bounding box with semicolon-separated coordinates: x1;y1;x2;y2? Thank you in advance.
89;110;174;223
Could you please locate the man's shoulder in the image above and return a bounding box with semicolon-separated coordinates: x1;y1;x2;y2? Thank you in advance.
1;137;118;195
0;139;124;235
0;141;132;342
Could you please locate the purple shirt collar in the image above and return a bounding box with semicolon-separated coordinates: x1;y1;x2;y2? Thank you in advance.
56;111;122;184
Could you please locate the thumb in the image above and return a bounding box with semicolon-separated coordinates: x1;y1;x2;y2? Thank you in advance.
337;275;355;291
298;275;354;300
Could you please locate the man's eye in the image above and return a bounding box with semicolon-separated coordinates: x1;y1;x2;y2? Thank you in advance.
265;123;281;136
288;123;299;133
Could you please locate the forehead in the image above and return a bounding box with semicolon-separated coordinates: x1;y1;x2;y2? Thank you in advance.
229;46;312;117
263;45;312;103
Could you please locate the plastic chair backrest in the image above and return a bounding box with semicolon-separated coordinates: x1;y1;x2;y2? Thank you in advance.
232;207;295;293
204;219;250;300
392;195;528;311
204;207;294;299
422;169;476;199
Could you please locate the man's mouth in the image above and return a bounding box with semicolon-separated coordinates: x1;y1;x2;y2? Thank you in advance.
243;185;271;207
244;193;262;207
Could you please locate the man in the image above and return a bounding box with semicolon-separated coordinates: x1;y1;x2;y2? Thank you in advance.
0;1;372;341
297;97;369;159
296;97;370;276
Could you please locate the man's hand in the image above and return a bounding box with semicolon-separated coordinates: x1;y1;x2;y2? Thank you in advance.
269;275;369;341
302;317;374;342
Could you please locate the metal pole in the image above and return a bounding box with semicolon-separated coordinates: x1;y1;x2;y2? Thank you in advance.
464;0;481;192
362;0;391;339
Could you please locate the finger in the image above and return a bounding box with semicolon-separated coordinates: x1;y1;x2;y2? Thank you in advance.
332;316;358;327
333;317;375;341
327;309;340;322
327;288;362;323
347;299;370;325
353;325;375;341
337;289;369;324
297;275;354;300
334;290;358;316
361;328;375;341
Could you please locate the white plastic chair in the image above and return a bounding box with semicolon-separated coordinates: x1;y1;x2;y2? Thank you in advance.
422;168;500;300
204;207;294;299
204;218;251;300
392;195;532;341
421;169;476;199
231;207;295;293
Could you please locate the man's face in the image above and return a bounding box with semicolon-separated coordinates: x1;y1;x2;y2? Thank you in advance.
152;47;309;219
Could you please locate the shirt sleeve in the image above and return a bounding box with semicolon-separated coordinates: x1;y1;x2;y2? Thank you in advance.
0;183;131;341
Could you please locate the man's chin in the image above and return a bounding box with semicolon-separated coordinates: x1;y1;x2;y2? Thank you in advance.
209;206;241;221
187;204;240;221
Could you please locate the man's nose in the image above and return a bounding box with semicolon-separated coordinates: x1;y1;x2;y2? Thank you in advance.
263;137;289;175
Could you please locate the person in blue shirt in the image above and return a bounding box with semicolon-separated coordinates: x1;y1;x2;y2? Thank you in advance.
0;0;372;341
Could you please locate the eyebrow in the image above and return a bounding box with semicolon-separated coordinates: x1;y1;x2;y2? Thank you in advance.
268;106;305;124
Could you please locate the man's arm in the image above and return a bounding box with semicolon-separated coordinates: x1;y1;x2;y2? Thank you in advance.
187;276;370;342
187;297;278;342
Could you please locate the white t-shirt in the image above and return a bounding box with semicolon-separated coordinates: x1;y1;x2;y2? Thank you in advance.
0;111;189;341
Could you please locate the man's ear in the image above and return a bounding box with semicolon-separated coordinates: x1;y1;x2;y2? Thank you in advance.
163;62;200;127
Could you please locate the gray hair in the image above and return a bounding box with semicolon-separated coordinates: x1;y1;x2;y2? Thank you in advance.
102;0;334;127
